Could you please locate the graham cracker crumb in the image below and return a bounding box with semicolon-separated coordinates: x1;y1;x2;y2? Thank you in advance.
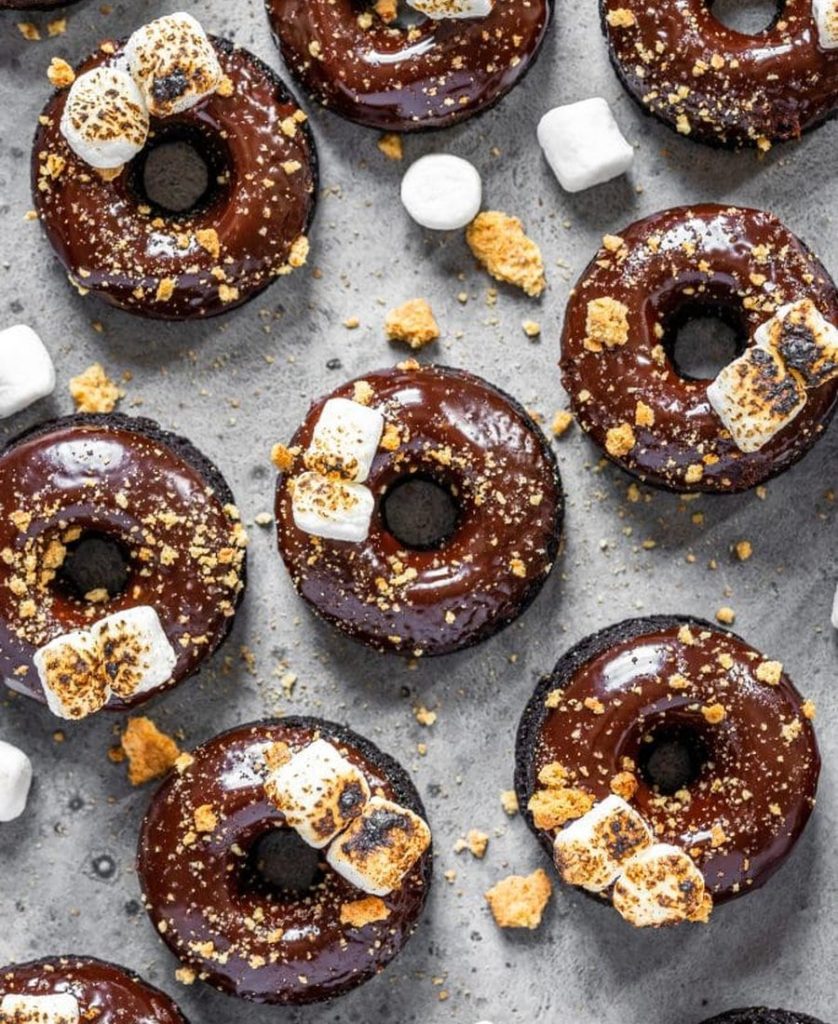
485;868;552;929
551;410;574;436
377;134;404;160
47;57;75;88
605;422;636;457
194;804;218;833
466;211;546;297
340;895;391;927
121;717;181;786
585;296;630;351
500;790;519;815
69;362;123;413
385;299;440;349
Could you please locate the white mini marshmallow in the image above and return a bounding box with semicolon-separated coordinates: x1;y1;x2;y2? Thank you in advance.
831;582;838;629
537;98;634;193
707;345;807;453
0;325;56;419
33;628;106;720
1;994;80;1024
60;66;149;170
553;795;652;892
305;398;384;483
93;606;177;699
813;0;838;48
292;471;375;543
326;795;432;896
612;843;710;927
401;154;483;231
0;741;33;823
755;299;838;389
265;738;371;848
406;0;492;19
125;13;223;118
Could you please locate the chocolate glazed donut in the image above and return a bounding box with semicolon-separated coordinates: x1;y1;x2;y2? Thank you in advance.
700;1012;827;1024
275;364;563;656
601;0;838;147
2;1;78;9
266;0;554;131
32;37;317;319
138;718;433;1005
560;204;838;493
515;616;820;913
0;957;188;1024
0;414;247;714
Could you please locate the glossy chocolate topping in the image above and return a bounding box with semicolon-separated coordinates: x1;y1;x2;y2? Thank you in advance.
266;0;553;131
560;204;838;493
32;37;317;319
0;957;187;1024
515;616;820;906
138;718;432;1005
601;0;838;147
274;364;563;656
0;415;246;712
1;0;76;8
700;1011;827;1024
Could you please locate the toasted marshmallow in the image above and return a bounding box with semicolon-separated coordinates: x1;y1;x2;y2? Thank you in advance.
0;741;33;823
400;154;483;231
292;471;375;543
304;398;384;482
60;66;149;170
612;843;711;927
33;628;108;720
553;795;652;892
755;299;838;389
125;13;223;118
94;606;177;699
0;325;56;419
831;581;838;629
0;995;80;1024
265;738;371;848
407;0;493;18
707;345;807;453
326;795;431;896
537;98;634;194
813;0;838;48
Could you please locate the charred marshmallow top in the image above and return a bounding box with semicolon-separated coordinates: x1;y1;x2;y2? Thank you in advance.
814;0;838;48
59;67;149;170
612;843;711;928
0;994;81;1024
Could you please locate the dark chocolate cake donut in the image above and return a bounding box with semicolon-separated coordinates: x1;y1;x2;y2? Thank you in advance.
515;616;820;927
0;956;187;1024
0;414;247;720
560;205;838;493
699;1011;827;1024
600;0;838;148
138;717;433;1005
274;362;563;656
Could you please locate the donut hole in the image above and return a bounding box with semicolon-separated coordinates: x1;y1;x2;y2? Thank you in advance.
55;530;131;603
134;127;229;215
242;829;326;898
382;474;460;550
708;0;784;34
639;726;710;796
664;304;746;382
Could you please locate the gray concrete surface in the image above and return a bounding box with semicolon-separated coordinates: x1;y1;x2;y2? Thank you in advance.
0;1;836;1022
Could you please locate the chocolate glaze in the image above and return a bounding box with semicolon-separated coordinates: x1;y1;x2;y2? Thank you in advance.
266;0;553;131
601;0;838;147
274;364;564;656
0;956;187;1024
32;36;318;319
1;0;77;8
560;204;838;493
138;717;433;1005
515;616;820;908
0;414;247;713
700;1011;826;1024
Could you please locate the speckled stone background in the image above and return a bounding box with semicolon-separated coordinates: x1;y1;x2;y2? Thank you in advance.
0;1;836;1022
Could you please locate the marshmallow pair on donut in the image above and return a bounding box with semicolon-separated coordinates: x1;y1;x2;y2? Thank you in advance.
60;13;223;170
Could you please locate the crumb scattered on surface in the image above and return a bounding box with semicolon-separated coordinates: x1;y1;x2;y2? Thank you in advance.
466;211;546;297
377;133;403;160
385;299;440;349
121;717;181;786
485;868;552;929
69;362;123;413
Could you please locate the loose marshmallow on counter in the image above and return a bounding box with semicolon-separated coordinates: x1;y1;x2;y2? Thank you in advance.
401;154;482;231
612;843;711;927
265;738;371;848
537;98;634;193
60;66;149;170
813;0;838;48
125;12;223;118
406;0;493;19
304;398;384;482
0;325;56;419
326;795;431;896
0;994;80;1024
831;582;838;629
755;299;838;389
94;606;177;699
553;795;652;892
292;471;376;543
34;628;107;720
707;345;807;453
0;741;33;823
